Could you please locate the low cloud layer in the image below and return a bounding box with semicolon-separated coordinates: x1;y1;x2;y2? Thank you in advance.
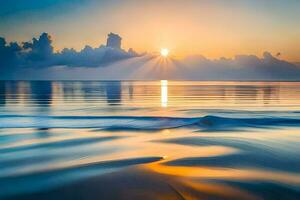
178;52;300;80
1;33;300;80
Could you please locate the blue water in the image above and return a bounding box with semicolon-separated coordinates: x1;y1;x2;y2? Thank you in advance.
1;81;300;199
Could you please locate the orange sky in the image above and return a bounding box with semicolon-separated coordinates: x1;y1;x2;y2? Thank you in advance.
1;0;300;61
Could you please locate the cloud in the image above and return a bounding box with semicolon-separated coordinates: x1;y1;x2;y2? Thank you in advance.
0;32;139;79
0;37;22;78
178;52;300;80
55;45;137;67
23;32;54;62
1;32;300;80
15;52;300;81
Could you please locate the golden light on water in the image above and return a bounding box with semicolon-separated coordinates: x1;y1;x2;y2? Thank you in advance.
160;48;169;57
161;80;168;107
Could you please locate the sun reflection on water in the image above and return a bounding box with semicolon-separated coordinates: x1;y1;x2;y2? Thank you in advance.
161;80;168;107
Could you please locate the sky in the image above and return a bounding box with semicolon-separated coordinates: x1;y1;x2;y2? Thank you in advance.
1;0;300;61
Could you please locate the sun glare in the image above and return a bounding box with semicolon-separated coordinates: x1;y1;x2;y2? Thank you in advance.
160;48;169;57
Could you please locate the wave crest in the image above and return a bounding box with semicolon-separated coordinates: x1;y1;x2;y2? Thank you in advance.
1;115;300;131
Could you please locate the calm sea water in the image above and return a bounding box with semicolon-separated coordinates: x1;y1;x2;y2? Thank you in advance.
1;81;300;200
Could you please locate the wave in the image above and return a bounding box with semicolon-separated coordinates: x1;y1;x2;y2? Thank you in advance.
1;114;300;131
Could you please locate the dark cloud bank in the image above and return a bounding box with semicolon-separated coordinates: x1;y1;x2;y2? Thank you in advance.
1;32;300;80
0;32;138;79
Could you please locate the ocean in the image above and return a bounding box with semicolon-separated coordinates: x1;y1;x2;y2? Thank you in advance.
1;81;300;200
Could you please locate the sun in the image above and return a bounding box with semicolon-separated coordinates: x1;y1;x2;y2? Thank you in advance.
160;48;169;57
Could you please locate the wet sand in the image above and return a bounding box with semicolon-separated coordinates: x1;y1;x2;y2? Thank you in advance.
7;166;258;200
